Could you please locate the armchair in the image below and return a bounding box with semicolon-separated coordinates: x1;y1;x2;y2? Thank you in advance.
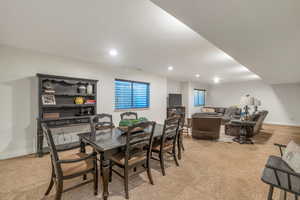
192;117;222;140
261;143;300;200
221;106;241;123
225;110;268;137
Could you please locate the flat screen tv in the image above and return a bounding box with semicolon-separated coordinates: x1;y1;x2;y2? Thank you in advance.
168;94;182;107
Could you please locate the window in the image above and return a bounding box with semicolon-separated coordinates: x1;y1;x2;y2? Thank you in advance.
115;79;150;109
194;89;205;106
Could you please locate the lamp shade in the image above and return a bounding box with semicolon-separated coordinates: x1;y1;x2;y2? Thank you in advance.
254;98;261;106
240;95;255;106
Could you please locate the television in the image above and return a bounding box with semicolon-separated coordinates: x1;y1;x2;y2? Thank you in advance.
168;94;182;107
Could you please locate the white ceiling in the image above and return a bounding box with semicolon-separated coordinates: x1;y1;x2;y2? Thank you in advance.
151;0;300;84
0;0;259;84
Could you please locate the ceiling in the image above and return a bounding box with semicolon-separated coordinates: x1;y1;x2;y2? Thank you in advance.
151;0;300;84
0;0;259;84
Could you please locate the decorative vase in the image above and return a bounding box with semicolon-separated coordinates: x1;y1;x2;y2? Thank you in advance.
78;85;86;94
75;97;84;104
87;83;93;95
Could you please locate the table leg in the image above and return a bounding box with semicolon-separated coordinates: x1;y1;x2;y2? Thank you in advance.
177;133;182;160
101;153;110;200
79;138;86;153
233;125;253;144
239;126;247;144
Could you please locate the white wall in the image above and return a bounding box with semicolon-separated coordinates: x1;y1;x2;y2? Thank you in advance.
166;80;211;117
188;82;210;117
179;81;210;117
0;45;167;159
167;79;182;94
209;80;300;126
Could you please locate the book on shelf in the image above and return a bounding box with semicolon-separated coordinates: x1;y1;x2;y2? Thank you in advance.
85;100;96;104
43;89;55;93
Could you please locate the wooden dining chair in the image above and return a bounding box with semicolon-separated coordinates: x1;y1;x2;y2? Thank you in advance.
81;114;115;178
120;112;138;120
41;123;98;200
80;114;114;154
182;118;192;135
177;116;185;160
109;121;156;199
151;116;181;176
93;113;115;130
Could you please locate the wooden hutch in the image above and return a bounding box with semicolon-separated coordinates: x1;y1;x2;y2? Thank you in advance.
36;74;98;157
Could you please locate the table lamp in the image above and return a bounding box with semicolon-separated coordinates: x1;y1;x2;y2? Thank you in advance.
240;95;254;120
254;98;261;113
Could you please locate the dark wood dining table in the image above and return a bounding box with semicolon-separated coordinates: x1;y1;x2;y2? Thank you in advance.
78;124;170;200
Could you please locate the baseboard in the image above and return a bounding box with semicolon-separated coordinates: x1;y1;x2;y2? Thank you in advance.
0;149;35;160
263;122;300;128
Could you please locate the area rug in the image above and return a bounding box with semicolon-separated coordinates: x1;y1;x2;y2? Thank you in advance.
217;126;235;143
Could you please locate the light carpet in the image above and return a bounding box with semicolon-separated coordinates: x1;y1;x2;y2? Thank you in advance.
1;124;300;200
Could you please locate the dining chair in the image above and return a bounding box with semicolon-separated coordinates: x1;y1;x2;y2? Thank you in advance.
177;116;185;160
109;121;156;199
41;123;98;200
168;112;185;153
120;112;138;120
80;114;114;154
151;116;181;176
94;113;115;130
182;118;192;135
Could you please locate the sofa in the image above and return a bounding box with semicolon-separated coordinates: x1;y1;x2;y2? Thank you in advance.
192;106;241;124
191;116;222;140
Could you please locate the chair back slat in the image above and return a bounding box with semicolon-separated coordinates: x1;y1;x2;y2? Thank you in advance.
92;114;114;131
159;117;180;149
41;123;62;177
120;112;138;120
125;121;156;165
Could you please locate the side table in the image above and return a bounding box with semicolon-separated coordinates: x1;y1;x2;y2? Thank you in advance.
231;120;256;144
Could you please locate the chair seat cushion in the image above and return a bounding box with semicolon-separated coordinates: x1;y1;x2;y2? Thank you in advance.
283;141;300;173
152;143;173;151
110;152;146;166
60;152;94;176
85;145;94;154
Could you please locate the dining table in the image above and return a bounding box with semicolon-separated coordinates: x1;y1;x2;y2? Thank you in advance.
78;123;176;200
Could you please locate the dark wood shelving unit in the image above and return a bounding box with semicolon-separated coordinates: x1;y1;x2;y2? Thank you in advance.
42;104;96;108
36;73;98;157
167;106;186;118
41;93;96;97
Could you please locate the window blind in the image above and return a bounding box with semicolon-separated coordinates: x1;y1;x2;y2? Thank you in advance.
194;89;205;106
115;79;150;109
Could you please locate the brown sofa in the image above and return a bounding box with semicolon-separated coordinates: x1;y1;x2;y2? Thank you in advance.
192;117;222;140
225;110;269;137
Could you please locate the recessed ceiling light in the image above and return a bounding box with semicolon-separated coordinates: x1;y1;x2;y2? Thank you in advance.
195;74;200;78
244;74;261;80
109;49;118;57
168;66;174;71
213;77;220;84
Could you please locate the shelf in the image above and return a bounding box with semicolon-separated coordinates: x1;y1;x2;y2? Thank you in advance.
37;73;98;157
42;93;95;97
42;104;96;108
39;115;93;122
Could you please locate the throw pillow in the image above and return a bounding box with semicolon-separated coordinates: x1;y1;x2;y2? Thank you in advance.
202;108;215;113
282;140;300;173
